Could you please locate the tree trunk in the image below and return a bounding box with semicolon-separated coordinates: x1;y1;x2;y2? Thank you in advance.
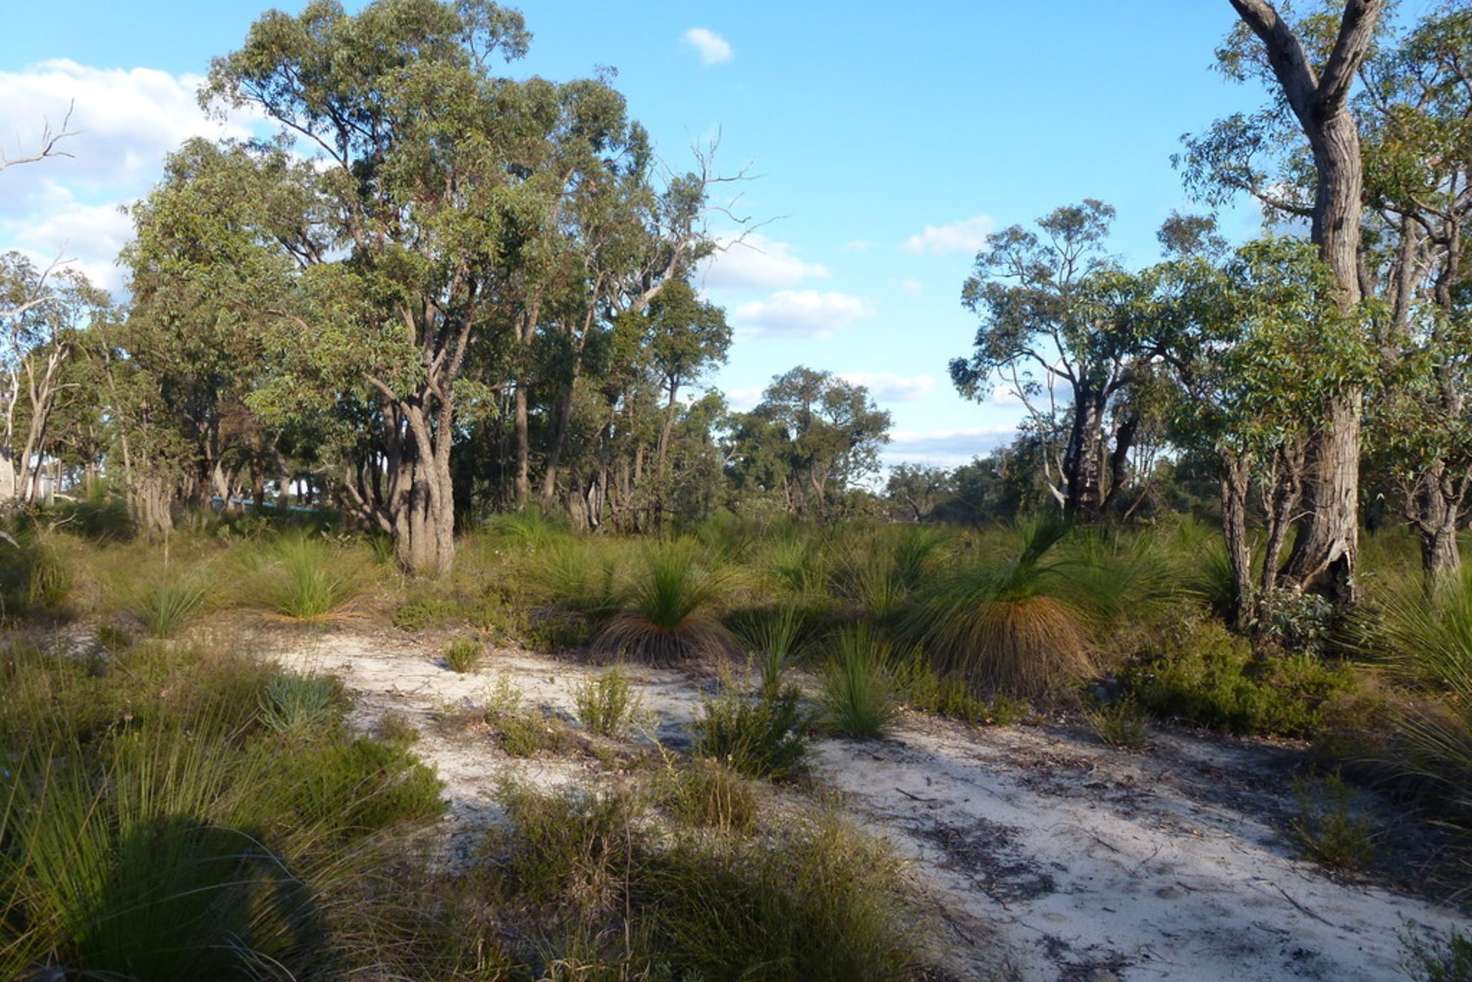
1063;389;1107;520
514;382;531;509
1220;453;1255;630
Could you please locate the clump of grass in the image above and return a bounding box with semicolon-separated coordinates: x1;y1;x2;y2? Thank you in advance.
258;672;340;734
443;636;483;673
732;602;806;699
822;623;898;739
905;521;1095;700
490;780;642;908
253;534;356;619
537;538;624;619
890;650;1026;725
131;575;210;638
573;666;642;737
597;539;737;665
1291;771;1375;871
657;757;757;835
1085;696;1150;749
692;686;808;780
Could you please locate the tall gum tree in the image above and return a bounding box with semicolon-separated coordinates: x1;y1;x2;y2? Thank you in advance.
1182;0;1385;601
205;0;552;574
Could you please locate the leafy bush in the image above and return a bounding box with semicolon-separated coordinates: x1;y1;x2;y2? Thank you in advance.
596;539;737;664
573;667;642;737
1120;616;1358;738
822;623;897;738
481;675;571;757
443;636;483;673
393;594;462;632
257;672;341;734
693;686;809;780
270;735;445;836
1085;696;1150;749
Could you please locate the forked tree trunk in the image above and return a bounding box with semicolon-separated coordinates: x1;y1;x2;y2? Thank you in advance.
1229;0;1382;604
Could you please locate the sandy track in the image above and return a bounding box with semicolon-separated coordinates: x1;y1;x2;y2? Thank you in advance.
262;627;1470;982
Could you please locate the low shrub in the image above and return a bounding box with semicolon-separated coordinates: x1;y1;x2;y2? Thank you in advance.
822;623;897;739
573;667;642;737
1402;927;1472;982
890;650;1026;725
393;594;462;632
1120;616;1358;738
692;686;809;780
482;676;572;757
269;735;446;837
443;637;483;673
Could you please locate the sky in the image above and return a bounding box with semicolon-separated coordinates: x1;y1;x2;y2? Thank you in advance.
0;0;1405;469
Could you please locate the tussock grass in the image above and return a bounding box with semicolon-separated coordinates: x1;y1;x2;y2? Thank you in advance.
597;539;737;664
822;623;898;739
247;533;359;619
657;758;758;834
732;602;807;699
258;671;341;734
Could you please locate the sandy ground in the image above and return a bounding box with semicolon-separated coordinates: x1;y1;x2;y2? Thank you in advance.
261;626;1471;982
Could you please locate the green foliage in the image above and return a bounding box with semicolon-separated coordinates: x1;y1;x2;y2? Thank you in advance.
692;686;809;780
573;667;642;737
271;736;445;837
1121;617;1358;738
251;534;356;619
0;530;73;619
657;758;757;835
1085;696;1151;749
822;624;898;739
130;574;210;638
1403;928;1472;982
889;650;1026;725
482;676;571;757
731;601;807;699
597;539;736;664
905;521;1096;699
393;594;462;632
443;637;483;674
537;538;625;619
258;672;341;735
1291;772;1375;872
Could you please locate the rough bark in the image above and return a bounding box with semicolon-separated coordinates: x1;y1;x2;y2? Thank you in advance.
1220;453;1255;629
1229;0;1383;603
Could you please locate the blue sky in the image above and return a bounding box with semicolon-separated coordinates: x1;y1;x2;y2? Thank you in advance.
0;1;1412;467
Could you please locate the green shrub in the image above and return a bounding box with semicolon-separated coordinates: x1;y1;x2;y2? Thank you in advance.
889;650;1025;725
131;575;210;638
393;594;462;631
258;672;341;734
270;736;445;836
443;637;483;673
1120;616;1357;738
1291;772;1375;871
693;686;809;780
1085;696;1150;749
597;539;737;664
822;624;897;739
573;667;642;737
491;781;642;907
482;676;571;757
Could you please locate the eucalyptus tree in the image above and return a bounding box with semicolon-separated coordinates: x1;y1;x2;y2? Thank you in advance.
1180;0;1385;600
725;367;891;519
886;463;953;523
0;255;108;507
949;200;1167;520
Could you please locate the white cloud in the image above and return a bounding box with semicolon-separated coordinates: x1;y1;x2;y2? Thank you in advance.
724;386;764;411
839;372;935;402
699;233;828;291
902;214;995;256
899;277;923;296
732;289;872;339
682;28;733;66
0;183;134;291
883;425;1016;466
844;239;874;252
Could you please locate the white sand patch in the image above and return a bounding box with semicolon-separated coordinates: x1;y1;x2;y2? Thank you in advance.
257;628;1471;981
